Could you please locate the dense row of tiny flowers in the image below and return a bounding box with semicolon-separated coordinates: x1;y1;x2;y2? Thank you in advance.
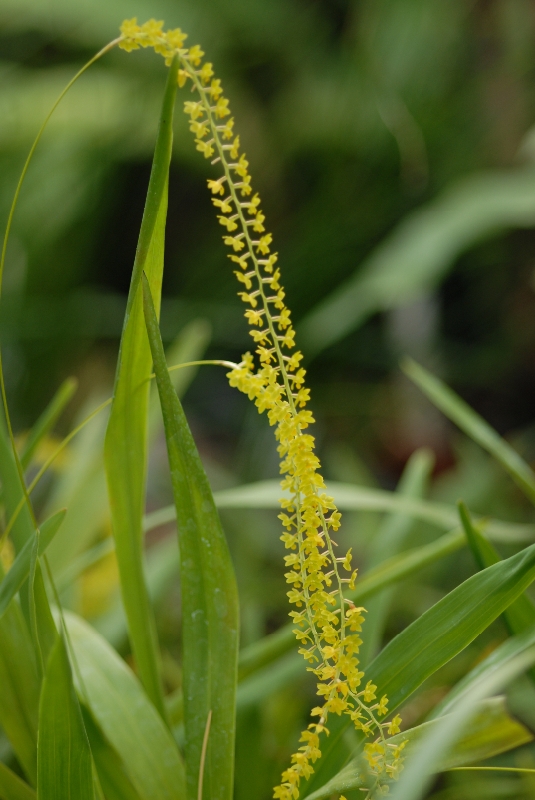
118;19;405;799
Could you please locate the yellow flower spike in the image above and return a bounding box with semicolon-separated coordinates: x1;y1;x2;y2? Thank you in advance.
118;19;404;795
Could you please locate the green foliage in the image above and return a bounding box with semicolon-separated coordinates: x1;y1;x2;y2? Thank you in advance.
37;635;94;800
143;273;239;800
104;57;178;721
2;8;535;800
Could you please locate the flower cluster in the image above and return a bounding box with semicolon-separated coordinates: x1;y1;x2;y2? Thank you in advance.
119;19;406;799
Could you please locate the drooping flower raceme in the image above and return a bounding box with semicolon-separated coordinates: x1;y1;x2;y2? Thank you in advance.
118;19;406;799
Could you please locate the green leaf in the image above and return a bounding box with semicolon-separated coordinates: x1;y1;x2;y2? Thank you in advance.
37;634;94;800
402;357;535;505
431;621;535;719
0;762;36;800
203;479;535;542
0;509;65;619
305;696;532;800
0;414;36;553
387;646;535;800
103;58;178;720
303;540;535;794
238;527;464;679
0;589;39;784
360;448;433;666
142;274;239;800
82;709;142;800
65;611;186;800
298;167;535;356
459;500;535;640
20;377;77;471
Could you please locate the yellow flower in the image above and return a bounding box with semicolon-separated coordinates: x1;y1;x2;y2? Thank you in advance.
199;62;214;84
207;177;226;195
188;44;205;65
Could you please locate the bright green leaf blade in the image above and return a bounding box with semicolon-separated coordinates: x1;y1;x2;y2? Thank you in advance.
104;58;178;720
65;612;186;800
20;377;77;471
459;500;535;640
37;634;94;800
142;274;239;800
303;541;535;794
0;762;36;800
0;509;65;619
403;357;535;505
238;527;464;679
305;696;532;800
197;479;535;542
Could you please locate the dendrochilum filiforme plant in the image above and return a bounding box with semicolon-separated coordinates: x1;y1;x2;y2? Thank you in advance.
118;18;406;799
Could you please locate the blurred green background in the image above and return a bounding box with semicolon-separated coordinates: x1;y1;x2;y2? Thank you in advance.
4;1;535;797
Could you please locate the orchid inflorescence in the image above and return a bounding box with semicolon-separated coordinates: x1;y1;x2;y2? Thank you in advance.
118;18;406;799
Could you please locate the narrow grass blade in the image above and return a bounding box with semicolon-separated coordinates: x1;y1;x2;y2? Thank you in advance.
402;357;535;505
238;528;464;679
207;480;535;542
142;274;239;800
303;541;535;794
0;762;36;800
20;377;77;470
0;509;65;619
305;696;532;800
104;58;178;720
65;612;186;800
459;500;535;638
37;634;94;800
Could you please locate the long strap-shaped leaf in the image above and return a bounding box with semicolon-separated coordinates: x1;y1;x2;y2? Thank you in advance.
104;58;178;720
37;635;94;800
142;274;239;800
302;540;535;795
